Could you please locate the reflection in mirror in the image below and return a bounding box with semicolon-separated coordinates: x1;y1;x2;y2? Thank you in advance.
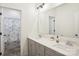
49;16;55;35
37;3;79;38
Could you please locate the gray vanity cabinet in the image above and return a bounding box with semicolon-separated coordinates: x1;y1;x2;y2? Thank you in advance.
28;39;36;56
45;47;65;56
28;39;44;56
28;38;65;56
35;42;44;56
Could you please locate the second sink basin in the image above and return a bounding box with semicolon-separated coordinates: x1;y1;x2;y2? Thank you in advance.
53;43;75;52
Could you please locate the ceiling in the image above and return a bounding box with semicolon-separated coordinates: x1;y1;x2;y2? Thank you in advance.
35;3;64;12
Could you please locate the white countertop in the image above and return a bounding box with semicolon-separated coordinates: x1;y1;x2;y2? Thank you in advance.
28;35;79;56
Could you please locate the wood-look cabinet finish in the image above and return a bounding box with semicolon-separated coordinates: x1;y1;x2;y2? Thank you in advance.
28;38;65;56
28;38;44;56
35;42;44;56
28;39;36;56
44;47;65;56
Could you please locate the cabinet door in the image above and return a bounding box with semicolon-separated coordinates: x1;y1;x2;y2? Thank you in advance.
45;47;65;56
28;39;36;56
28;39;32;56
35;42;44;56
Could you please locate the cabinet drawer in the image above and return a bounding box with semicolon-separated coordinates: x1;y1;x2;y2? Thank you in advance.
45;47;65;56
35;42;44;56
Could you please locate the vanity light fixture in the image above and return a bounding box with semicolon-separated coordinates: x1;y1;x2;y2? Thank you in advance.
36;6;39;10
36;3;45;9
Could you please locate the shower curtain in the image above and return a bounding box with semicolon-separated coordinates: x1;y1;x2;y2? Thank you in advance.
2;8;21;56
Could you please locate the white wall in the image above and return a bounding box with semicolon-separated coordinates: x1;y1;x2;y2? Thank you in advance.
0;3;36;55
39;3;79;38
55;3;79;37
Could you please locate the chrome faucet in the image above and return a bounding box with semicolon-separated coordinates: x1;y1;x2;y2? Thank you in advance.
38;34;42;38
56;35;59;43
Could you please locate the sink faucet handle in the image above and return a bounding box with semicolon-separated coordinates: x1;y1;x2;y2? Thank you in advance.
56;40;59;43
57;35;59;38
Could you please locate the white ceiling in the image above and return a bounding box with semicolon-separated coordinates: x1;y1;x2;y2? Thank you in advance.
36;3;64;12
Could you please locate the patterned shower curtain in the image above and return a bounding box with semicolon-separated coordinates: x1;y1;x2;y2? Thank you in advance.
3;17;20;43
2;8;21;55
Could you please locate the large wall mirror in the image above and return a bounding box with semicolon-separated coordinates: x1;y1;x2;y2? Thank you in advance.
37;3;79;38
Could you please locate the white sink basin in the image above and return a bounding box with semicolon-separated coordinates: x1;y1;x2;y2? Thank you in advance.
53;43;75;52
75;49;79;55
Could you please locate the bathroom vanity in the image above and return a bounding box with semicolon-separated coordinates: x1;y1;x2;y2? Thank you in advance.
28;38;64;56
27;35;79;56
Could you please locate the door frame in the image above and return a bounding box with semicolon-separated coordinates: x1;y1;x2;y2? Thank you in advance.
0;6;21;56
